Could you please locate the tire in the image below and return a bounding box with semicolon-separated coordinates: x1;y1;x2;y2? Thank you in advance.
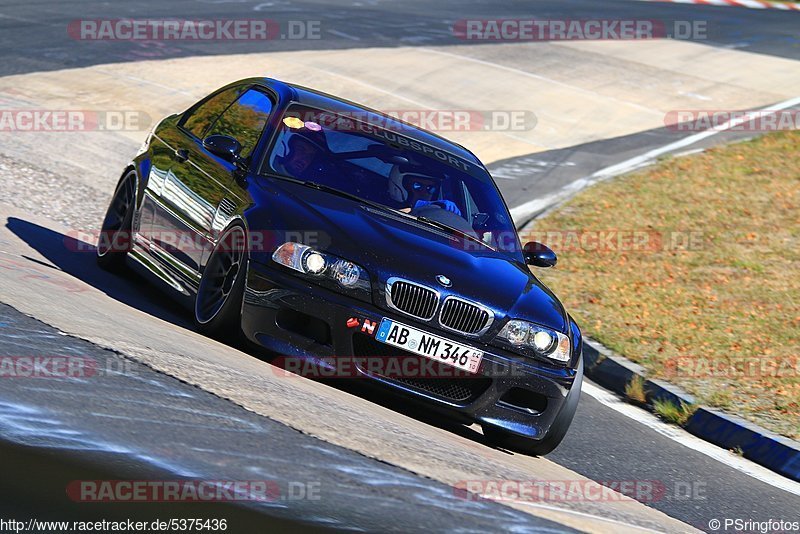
194;223;247;340
96;171;136;272
483;357;583;456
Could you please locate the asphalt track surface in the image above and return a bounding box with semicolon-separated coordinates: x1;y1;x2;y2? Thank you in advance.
3;0;798;213
0;303;576;532
0;0;799;531
0;0;799;78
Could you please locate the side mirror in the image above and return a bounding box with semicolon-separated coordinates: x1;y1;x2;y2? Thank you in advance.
203;135;243;164
523;242;557;268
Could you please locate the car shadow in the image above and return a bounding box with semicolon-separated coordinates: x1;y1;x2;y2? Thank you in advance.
6;216;512;455
5;217;191;330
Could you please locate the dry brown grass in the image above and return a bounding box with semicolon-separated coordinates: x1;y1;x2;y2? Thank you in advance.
525;131;800;439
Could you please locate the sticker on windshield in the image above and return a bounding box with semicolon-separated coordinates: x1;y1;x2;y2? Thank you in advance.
283;117;305;129
353;122;471;172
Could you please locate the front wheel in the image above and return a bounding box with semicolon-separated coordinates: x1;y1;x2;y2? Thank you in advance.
483;358;583;456
194;223;247;340
97;171;136;272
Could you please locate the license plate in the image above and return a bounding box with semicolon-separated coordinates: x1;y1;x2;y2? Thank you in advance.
375;318;483;374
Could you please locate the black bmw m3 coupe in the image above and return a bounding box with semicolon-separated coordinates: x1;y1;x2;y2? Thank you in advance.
97;78;583;455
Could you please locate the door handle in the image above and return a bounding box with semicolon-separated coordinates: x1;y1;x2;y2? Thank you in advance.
174;148;189;162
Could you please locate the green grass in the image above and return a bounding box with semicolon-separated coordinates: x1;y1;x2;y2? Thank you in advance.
525;130;800;439
625;375;647;404
653;399;697;426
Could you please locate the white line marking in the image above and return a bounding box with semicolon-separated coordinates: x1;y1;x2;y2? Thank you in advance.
582;381;800;496
587;96;800;178
298;60;542;147
637;0;800;10
296;62;434;108
0;12;63;28
327;29;361;41
418;48;665;117
510;95;800;224
738;0;769;7
509;501;666;534
672;148;705;158
678;91;712;101
93;69;199;98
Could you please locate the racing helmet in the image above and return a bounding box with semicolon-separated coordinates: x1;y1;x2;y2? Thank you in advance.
388;165;440;203
273;127;330;175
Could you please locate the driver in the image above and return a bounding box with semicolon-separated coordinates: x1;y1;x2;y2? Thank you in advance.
273;132;333;183
388;166;462;216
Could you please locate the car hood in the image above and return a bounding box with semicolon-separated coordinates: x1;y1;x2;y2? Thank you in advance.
247;178;568;333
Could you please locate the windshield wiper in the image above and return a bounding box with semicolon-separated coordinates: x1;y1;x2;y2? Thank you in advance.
263;173;393;212
300;181;402;216
302;181;363;202
415;216;494;250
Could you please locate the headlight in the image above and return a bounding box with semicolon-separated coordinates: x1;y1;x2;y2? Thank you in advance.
303;251;327;275
272;242;316;274
272;242;368;290
331;259;361;287
497;320;571;363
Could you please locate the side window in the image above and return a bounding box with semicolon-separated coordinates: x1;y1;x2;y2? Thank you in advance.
462;181;479;221
181;86;245;139
462;181;494;244
205;88;274;159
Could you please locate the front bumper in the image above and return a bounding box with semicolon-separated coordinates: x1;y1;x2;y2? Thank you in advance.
242;260;580;440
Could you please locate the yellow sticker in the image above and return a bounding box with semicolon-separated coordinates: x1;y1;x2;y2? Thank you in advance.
283;117;304;129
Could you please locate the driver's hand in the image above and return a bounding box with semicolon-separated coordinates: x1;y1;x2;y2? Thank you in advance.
414;199;462;216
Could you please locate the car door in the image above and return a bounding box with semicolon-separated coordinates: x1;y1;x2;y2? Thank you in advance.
150;86;274;279
144;85;245;277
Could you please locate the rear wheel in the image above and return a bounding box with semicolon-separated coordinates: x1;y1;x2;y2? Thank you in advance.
96;171;136;272
194;224;247;340
483;358;583;456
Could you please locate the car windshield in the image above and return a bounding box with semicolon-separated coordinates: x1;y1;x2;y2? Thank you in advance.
263;104;519;253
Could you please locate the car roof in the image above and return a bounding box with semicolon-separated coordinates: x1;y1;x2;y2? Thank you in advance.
239;77;484;169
